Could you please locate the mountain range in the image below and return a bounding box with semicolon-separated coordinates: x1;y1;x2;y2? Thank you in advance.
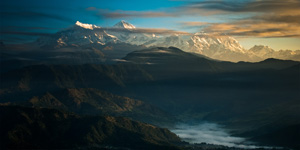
31;20;300;62
1;20;299;65
1;47;299;148
1;20;300;150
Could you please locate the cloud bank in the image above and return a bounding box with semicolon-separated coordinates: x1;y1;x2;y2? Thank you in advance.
179;0;300;37
88;0;300;38
171;122;273;149
86;7;176;19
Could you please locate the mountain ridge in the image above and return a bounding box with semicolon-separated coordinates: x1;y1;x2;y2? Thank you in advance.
1;46;299;149
0;105;182;149
32;20;300;62
24;88;176;126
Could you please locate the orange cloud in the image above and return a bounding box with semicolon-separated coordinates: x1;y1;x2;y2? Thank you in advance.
86;0;300;38
199;21;300;38
179;0;300;38
87;8;176;19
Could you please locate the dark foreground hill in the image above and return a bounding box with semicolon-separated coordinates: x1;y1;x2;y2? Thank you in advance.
252;124;300;150
3;88;176;126
1;47;299;149
0;106;181;150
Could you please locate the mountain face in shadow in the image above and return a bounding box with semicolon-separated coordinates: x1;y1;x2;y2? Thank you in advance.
7;88;176;126
123;47;212;64
1;46;299;149
121;47;300;149
0;42;147;73
251;124;300;150
0;106;181;150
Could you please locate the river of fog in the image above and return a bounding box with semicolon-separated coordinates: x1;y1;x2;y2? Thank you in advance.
171;122;273;149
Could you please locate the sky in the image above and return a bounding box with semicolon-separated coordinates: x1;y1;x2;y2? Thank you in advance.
0;0;300;50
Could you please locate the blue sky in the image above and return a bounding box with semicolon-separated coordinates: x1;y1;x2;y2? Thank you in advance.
1;0;300;50
0;0;185;29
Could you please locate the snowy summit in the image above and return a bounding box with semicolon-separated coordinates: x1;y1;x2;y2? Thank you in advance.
113;20;136;29
75;21;100;30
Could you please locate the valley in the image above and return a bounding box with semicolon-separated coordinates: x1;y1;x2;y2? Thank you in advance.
1;45;299;149
0;13;299;150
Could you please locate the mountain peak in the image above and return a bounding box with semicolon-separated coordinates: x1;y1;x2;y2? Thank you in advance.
248;45;275;58
252;45;273;49
75;21;100;30
113;20;136;29
250;45;274;51
194;32;208;36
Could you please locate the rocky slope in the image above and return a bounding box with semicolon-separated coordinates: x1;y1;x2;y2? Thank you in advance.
0;106;181;149
1;47;299;149
17;88;175;126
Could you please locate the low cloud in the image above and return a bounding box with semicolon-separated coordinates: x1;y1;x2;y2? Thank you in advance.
171;122;273;149
87;3;300;38
179;0;300;37
183;20;300;37
86;8;176;19
178;0;300;14
181;21;209;26
254;14;300;25
89;0;300;38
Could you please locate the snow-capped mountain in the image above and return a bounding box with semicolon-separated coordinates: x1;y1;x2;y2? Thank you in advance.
37;21;118;48
108;21;159;46
113;20;136;29
36;20;300;62
75;21;101;30
249;45;300;61
186;33;253;62
189;33;245;53
249;45;275;58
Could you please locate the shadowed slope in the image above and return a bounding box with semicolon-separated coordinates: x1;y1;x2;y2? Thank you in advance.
0;106;181;150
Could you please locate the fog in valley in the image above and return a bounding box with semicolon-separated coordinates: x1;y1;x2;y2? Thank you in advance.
171;122;275;149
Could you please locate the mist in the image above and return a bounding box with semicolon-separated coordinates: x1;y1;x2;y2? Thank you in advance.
171;122;273;149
